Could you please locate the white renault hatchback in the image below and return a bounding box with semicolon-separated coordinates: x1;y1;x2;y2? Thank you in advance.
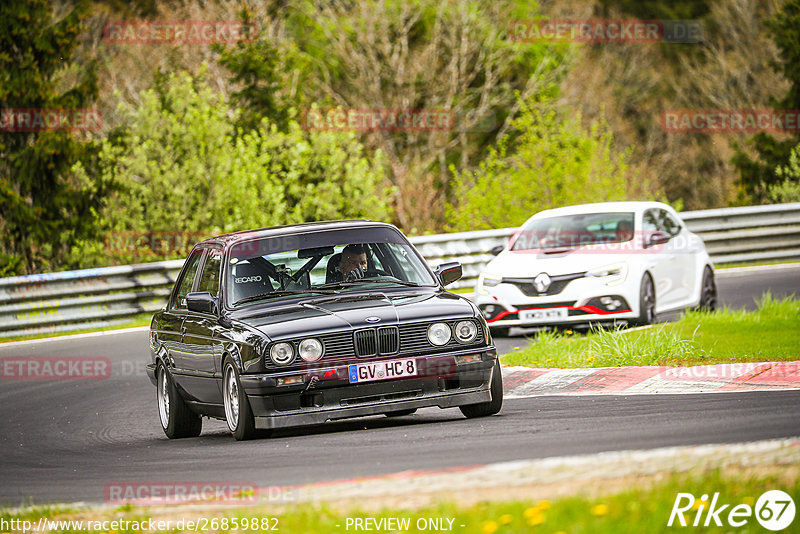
475;202;717;336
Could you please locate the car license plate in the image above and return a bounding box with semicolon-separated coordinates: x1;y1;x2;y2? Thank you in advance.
519;308;568;322
348;358;417;384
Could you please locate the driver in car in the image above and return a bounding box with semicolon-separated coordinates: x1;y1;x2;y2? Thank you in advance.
335;244;369;281
616;220;634;242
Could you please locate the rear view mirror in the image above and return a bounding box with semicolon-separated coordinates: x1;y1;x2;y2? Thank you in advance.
490;245;504;256
298;246;335;259
645;231;671;248
434;262;462;286
186;292;217;314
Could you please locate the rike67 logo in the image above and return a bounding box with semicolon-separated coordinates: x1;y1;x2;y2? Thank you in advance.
668;490;795;531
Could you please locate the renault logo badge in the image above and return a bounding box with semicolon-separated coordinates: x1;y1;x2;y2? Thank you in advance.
533;273;551;293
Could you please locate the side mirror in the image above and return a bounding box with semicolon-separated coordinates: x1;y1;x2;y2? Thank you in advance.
490;245;504;256
433;262;463;287
186;292;217;314
645;231;671;248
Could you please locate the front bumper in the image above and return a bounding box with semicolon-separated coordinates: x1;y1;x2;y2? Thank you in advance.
476;276;639;328
240;349;497;429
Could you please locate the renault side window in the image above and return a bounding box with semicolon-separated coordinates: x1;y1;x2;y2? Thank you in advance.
642;210;659;232
173;249;203;310
659;209;682;236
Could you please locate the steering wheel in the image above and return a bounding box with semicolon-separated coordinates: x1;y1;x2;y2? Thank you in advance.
364;268;400;281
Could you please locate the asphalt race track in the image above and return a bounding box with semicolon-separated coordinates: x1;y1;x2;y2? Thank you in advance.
0;264;798;506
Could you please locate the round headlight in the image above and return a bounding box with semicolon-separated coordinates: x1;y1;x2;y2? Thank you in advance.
269;342;295;365
427;322;452;346
455;320;478;343
298;338;323;362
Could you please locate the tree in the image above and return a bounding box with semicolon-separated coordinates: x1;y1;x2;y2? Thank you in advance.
75;70;391;266
446;99;631;231
212;7;289;132
732;0;800;202
0;0;102;275
768;141;800;202
284;0;567;231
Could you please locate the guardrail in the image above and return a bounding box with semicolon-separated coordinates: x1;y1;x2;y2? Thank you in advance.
2;203;799;338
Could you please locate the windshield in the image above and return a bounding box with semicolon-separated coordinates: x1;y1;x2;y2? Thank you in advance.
226;228;436;307
511;212;635;251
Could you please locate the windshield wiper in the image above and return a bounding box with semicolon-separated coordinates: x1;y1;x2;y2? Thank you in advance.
233;289;336;306
316;279;424;289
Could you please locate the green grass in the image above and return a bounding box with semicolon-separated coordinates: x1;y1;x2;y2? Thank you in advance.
0;314;152;344
1;468;796;533
502;294;800;368
276;470;798;533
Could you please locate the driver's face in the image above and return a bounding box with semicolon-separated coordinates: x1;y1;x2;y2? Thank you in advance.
339;252;367;274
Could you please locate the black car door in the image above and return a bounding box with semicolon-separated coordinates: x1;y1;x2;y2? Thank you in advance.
180;246;225;404
160;248;202;389
166;248;204;399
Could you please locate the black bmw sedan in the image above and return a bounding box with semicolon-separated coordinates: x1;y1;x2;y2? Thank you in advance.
147;221;502;440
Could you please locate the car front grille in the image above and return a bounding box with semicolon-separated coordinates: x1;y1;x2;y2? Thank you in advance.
354;329;377;356
353;327;399;357
502;272;585;296
377;326;399;354
313;321;484;361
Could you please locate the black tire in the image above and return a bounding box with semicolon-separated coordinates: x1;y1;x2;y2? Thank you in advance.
459;360;503;418
489;326;510;338
385;409;417;417
696;266;717;312
223;360;258;441
156;363;202;439
632;273;656;326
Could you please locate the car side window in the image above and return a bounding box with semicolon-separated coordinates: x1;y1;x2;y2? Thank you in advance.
659;209;682;236
642;210;659;233
196;248;222;297
172;249;203;310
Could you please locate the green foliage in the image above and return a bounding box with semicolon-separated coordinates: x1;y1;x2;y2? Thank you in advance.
732;0;800;202
0;0;103;275
212;9;288;132
768;0;800;111
74;71;391;266
281;0;568;230
768;141;800;202
446;99;631;231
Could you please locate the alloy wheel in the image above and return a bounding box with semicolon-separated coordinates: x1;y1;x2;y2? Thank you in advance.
157;367;170;430
224;364;240;432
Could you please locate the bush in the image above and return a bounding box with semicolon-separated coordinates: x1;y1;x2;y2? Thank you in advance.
446;99;632;231
768;141;800;203
71;70;391;267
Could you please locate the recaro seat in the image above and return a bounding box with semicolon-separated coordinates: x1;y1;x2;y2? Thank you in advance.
230;261;273;303
325;253;342;284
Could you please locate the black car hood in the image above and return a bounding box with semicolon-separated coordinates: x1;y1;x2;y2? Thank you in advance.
232;290;474;340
